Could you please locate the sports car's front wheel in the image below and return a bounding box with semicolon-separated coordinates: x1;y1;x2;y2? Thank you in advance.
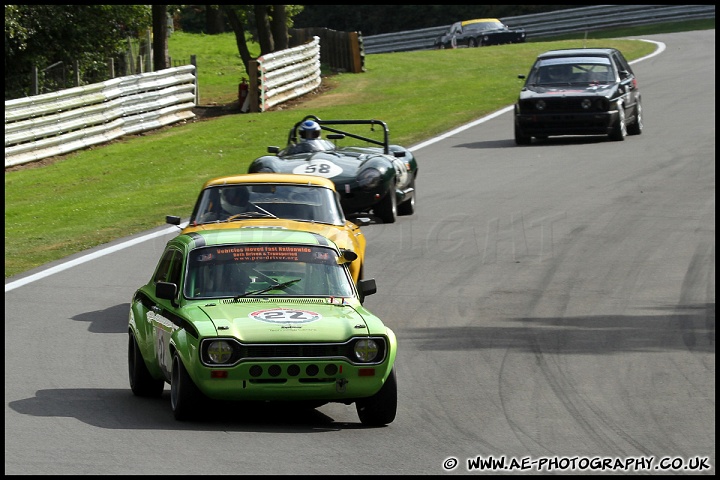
374;190;397;224
128;333;165;397
356;368;397;426
397;179;415;216
171;352;203;420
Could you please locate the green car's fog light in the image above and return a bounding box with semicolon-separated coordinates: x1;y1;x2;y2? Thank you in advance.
354;339;379;362
207;340;233;364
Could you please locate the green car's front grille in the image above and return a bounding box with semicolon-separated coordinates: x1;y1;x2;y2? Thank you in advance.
240;344;349;358
200;337;387;367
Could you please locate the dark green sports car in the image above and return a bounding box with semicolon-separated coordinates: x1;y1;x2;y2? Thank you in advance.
247;115;418;224
128;227;397;425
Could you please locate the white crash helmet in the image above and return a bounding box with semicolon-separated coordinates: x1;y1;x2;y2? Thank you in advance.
299;120;321;140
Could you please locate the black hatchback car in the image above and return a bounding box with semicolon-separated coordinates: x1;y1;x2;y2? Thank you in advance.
513;48;642;144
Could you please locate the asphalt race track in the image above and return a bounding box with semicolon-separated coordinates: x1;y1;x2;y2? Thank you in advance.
5;30;715;475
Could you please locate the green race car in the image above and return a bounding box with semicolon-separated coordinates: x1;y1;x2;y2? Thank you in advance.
128;227;397;425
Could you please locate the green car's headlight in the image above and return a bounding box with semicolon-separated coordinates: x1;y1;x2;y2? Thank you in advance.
207;340;233;364
354;338;379;362
357;168;382;190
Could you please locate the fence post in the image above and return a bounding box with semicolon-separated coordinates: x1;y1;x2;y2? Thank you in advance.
31;65;39;96
191;55;198;105
248;60;259;113
73;60;80;87
349;32;363;73
145;29;153;72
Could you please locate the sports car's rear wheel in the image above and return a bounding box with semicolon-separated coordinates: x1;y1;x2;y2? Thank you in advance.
128;333;164;397
374;190;397;224
171;352;203;420
468;38;477;47
627;101;643;136
356;368;397;426
514;122;532;145
609;107;627;141
397;179;416;216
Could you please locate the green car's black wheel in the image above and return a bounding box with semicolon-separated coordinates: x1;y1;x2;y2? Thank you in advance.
397;178;415;216
128;333;164;397
356;368;397;426
171;352;203;420
375;189;397;224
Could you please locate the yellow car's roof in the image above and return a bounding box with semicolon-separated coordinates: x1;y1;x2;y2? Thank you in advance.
461;18;501;26
201;173;336;191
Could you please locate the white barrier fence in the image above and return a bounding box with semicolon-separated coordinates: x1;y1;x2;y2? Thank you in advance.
254;36;321;112
5;37;323;166
4;65;197;168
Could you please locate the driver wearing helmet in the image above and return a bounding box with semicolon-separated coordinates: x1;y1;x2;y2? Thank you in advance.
299;120;322;141
220;186;253;218
287;120;330;153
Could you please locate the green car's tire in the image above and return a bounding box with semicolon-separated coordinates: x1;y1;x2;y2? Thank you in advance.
397;179;415;216
356;368;397;426
128;333;164;398
375;189;397;224
171;353;203;420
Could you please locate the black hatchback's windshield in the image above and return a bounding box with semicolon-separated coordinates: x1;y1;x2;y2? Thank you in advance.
529;58;614;85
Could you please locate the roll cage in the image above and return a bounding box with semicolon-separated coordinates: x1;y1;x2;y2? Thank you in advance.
288;115;392;155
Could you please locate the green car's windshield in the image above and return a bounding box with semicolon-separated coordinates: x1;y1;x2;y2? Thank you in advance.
184;244;354;299
189;183;346;226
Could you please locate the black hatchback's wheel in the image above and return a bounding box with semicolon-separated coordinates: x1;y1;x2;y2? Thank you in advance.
468;38;477;48
514;121;531;145
171;352;203;420
609;106;627;141
128;333;165;397
627;101;643;136
356;368;397;426
374;189;397;224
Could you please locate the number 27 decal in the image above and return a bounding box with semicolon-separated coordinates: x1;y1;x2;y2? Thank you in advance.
249;308;322;324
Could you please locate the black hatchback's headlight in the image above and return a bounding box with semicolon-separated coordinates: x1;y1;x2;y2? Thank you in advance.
357;167;382;190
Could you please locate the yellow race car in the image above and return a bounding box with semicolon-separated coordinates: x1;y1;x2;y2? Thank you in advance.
167;173;368;283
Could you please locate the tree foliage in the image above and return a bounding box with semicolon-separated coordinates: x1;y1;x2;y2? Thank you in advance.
5;4;151;99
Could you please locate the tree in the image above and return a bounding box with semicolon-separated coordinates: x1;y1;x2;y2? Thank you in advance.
221;5;302;75
222;6;254;76
270;5;289;51
205;5;226;34
4;5;151;99
152;5;169;71
254;5;274;54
